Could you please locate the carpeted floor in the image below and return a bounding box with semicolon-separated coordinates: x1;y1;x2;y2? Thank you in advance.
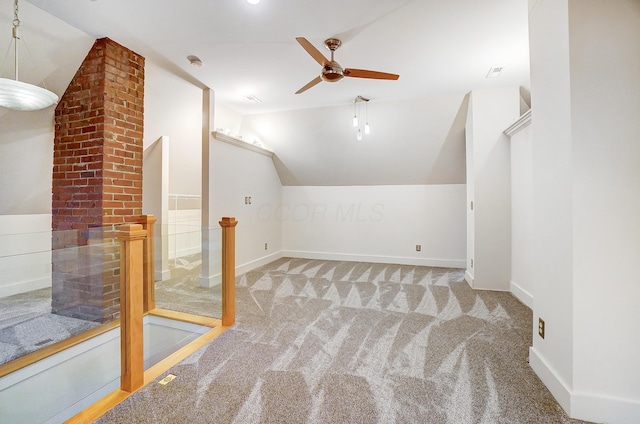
95;258;590;424
0;288;99;365
155;254;222;318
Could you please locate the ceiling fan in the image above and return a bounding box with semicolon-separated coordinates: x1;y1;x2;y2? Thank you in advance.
294;37;399;94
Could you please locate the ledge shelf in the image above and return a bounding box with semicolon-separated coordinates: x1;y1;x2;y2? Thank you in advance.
504;109;532;137
212;131;273;157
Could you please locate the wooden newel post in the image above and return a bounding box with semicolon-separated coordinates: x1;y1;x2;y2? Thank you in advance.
220;217;238;327
116;223;147;393
139;214;157;312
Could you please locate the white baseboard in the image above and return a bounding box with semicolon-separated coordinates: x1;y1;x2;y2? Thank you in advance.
571;388;640;424
200;273;221;288
0;277;51;299
510;280;533;309
529;346;640;424
155;269;171;282
282;250;465;269
529;346;572;413
169;246;200;260
236;252;283;275
200;251;284;288
464;270;474;286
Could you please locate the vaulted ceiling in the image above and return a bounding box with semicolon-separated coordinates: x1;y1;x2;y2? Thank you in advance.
3;0;530;186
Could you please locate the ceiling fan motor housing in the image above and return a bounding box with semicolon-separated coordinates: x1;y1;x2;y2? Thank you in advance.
321;62;344;82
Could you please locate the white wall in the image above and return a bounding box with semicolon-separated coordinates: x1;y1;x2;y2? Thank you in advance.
509;122;534;308
465;87;520;291
528;0;640;422
465;96;475;282
528;0;575;411
214;102;243;137
0;2;93;215
240;95;468;186
143;61;202;197
0;215;52;298
211;138;283;273
568;0;640;421
0;4;92;298
282;185;466;268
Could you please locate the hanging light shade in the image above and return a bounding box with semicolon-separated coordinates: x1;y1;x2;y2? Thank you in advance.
0;78;58;110
0;0;58;111
364;101;370;134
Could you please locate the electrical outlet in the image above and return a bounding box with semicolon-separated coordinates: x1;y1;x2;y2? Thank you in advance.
470;258;473;268
264;243;268;250
416;244;421;252
538;318;545;339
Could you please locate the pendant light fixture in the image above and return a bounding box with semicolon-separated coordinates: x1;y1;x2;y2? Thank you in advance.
364;100;370;135
352;95;370;140
352;100;358;127
0;0;58;111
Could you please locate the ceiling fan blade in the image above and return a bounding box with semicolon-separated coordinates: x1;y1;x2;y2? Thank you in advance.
295;76;323;94
344;68;400;80
296;37;331;67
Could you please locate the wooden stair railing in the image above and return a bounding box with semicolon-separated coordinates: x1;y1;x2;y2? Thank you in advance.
219;217;238;327
116;215;237;393
115;223;147;393
138;214;157;313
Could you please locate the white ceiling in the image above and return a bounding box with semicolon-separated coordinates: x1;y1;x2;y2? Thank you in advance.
25;0;530;115
1;0;530;187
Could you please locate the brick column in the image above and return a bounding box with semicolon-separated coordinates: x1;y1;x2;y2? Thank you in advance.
52;38;145;323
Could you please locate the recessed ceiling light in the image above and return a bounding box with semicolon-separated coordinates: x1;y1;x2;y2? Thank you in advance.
486;66;503;78
187;55;202;68
247;0;260;4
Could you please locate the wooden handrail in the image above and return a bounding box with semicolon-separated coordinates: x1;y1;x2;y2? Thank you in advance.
66;216;238;422
116;215;236;394
219;217;238;327
138;214;157;313
116;223;147;393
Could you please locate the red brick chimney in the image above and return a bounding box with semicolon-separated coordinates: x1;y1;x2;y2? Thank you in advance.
52;38;144;322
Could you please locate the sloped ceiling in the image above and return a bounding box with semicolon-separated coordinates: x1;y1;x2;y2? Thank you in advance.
240;94;469;185
3;0;530;187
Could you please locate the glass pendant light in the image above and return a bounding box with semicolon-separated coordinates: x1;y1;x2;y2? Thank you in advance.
364;101;370;134
352;100;358;127
0;0;58;111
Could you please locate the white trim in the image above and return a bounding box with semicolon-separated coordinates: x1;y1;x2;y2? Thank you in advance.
529;346;572;413
464;270;474;286
199;251;284;287
571;389;640;424
529;347;640;423
212;131;274;157
282;250;465;269
168;246;200;260
155;269;171;282
504;109;532;137
0;213;51;236
510;280;533;309
236;251;284;275
0;277;51;299
200;273;221;288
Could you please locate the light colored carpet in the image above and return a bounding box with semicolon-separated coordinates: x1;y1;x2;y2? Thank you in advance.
95;258;590;424
155;255;222;318
0;288;99;365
